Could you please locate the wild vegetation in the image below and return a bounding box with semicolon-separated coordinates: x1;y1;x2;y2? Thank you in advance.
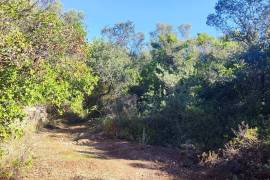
1;0;270;179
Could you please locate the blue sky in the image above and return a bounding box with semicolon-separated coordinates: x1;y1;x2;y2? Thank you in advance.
61;0;220;40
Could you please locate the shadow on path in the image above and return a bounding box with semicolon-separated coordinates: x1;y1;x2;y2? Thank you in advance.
44;119;206;180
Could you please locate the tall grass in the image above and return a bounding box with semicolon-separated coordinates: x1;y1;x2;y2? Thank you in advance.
0;120;35;178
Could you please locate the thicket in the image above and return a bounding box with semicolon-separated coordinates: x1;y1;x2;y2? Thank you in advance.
92;0;270;151
0;0;97;142
0;0;98;176
1;0;270;178
86;1;270;177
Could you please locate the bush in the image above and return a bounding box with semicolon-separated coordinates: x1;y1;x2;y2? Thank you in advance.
101;95;146;142
0;0;98;141
200;122;270;179
0;120;35;179
0;1;98;177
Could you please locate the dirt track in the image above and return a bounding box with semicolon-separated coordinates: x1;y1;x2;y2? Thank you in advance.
21;122;199;180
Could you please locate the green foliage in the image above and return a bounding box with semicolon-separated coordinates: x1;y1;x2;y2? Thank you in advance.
132;28;245;149
0;65;32;141
101;95;145;142
87;39;140;115
89;22;249;150
201;122;270;179
2;3;270;178
0;4;97;178
37;61;97;114
207;0;269;45
0;0;97;142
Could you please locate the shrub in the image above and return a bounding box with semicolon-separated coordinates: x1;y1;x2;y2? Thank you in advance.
0;120;35;179
200;122;270;179
0;0;98;141
0;1;98;177
101;95;146;142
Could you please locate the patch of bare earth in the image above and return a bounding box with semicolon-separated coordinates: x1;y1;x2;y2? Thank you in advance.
21;122;203;180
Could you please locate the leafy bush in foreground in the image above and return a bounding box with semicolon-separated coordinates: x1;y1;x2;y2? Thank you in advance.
0;0;97;141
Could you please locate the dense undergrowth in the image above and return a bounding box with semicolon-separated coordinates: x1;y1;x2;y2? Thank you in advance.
1;0;270;178
0;0;97;177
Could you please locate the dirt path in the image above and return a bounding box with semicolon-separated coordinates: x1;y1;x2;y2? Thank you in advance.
21;122;196;180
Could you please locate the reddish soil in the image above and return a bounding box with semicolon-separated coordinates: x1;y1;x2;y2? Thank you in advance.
21;122;206;180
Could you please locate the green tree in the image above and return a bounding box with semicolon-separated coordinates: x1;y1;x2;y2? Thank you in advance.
87;39;139;115
207;0;269;45
0;0;97;141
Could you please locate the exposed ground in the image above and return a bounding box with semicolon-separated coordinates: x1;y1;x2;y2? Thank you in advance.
20;120;206;180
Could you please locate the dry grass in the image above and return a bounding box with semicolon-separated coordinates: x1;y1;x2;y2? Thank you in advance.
0;122;35;178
